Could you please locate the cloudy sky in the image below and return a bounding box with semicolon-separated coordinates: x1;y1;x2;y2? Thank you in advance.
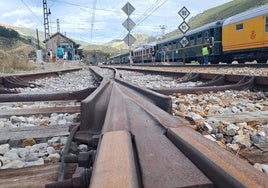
0;0;232;44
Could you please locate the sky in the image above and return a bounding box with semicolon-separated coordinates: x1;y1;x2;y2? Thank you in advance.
0;0;232;44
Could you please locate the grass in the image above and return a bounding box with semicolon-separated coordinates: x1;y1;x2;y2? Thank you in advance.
0;50;37;73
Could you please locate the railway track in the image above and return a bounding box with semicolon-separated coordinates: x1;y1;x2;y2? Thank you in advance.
0;66;267;187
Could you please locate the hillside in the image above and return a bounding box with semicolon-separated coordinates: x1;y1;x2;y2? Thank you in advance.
165;0;268;38
0;0;268;57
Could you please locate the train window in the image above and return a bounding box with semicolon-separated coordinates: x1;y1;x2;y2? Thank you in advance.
197;34;202;44
168;43;172;50
236;23;243;30
204;31;209;41
266;17;268;32
189;36;195;46
173;42;176;49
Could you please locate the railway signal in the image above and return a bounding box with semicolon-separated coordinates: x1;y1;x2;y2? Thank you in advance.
178;21;190;34
178;6;190;64
178;6;190;45
180;36;189;48
178;6;190;20
122;2;136;64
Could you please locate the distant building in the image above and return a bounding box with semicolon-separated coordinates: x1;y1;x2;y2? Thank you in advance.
43;32;75;61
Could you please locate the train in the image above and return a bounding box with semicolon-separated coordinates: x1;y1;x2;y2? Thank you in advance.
110;4;268;64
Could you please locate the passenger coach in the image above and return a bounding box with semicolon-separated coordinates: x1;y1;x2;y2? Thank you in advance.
111;4;268;64
222;5;268;63
155;20;224;64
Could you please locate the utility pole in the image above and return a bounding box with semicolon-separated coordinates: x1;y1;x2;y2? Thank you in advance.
57;18;60;33
159;25;167;38
43;0;51;51
36;29;40;49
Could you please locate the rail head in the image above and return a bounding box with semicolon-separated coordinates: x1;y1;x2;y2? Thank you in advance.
90;130;140;188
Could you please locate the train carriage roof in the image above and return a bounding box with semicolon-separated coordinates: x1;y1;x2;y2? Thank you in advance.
110;51;129;59
223;4;268;26
156;20;224;45
133;42;156;52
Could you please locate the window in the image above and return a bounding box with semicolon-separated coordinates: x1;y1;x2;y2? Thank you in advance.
236;23;243;30
266;17;268;32
204;31;209;41
168;43;172;50
197;34;202;44
173;42;177;49
189;36;195;46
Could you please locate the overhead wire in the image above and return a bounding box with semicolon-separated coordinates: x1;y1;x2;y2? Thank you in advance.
118;0;168;39
20;0;170;43
91;0;97;41
20;0;43;24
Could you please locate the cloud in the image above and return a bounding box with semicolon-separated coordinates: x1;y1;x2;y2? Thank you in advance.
14;18;37;28
2;7;42;18
0;0;233;44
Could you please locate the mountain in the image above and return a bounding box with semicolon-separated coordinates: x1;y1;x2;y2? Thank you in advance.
164;0;268;38
1;0;268;58
104;33;157;53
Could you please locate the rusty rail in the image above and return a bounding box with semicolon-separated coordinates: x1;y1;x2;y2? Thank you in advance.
3;76;39;88
0;87;96;102
1;67;267;187
45;67;268;188
152;76;255;95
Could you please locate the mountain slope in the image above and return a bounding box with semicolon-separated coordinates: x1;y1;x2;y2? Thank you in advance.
165;0;268;38
0;0;267;53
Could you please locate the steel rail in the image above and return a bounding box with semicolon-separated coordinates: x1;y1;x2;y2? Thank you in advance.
46;67;268;187
152;76;255;95
0;87;96;102
2;67;267;187
0;68;82;85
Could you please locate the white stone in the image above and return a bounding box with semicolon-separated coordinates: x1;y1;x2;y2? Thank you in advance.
46;146;56;154
78;144;88;152
17;148;30;159
203;122;214;134
4;151;20;161
226;143;240;152
232;135;252;148
48;137;60;145
44;153;60;163
1;160;25;169
24;158;44;167
58;119;67;125
0;144;10;155
203;135;216;142
186;112;203;122
30;143;48;153
261;164;268;174
0;156;11;166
